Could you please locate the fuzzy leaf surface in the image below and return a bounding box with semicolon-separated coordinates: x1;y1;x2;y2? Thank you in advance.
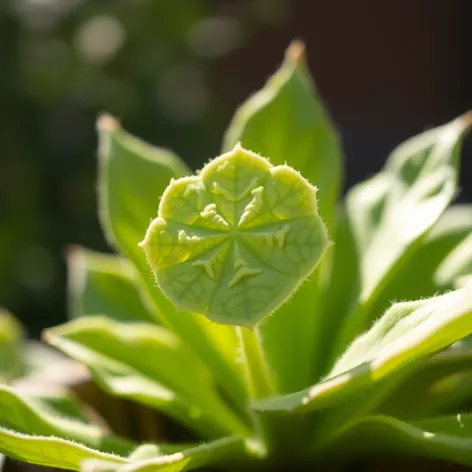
97;115;246;408
332;113;472;358
45;317;250;438
0;428;127;471
0;385;133;456
252;286;472;413
81;437;264;472
223;41;342;390
140;145;328;328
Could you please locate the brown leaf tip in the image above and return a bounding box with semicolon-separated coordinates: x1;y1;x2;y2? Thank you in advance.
463;110;472;126
286;39;306;64
96;113;120;133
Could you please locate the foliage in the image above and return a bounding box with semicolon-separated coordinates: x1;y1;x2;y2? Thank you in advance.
1;42;472;471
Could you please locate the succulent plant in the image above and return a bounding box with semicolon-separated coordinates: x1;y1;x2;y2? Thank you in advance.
1;41;472;472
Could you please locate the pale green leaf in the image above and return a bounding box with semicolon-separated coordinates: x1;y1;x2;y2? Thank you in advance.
223;41;341;390
223;40;342;228
252;285;472;413
0;385;133;456
0;310;23;382
333;113;472;357
320;205;472;375
0;427;127;471
359;205;472;337
81;437;265;472
67;246;154;322
97;115;246;408
139;145;328;328
435;232;472;288
45;317;251;438
323;414;472;467
316;208;360;377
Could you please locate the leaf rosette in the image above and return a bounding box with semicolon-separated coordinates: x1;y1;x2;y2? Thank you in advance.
139;144;329;327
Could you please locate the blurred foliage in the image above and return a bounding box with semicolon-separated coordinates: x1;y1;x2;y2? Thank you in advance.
0;0;291;336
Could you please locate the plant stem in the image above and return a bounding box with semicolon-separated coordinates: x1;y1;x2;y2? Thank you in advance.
237;326;275;400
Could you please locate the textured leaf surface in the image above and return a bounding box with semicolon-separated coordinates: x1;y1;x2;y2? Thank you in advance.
222;40;342;389
252;286;472;413
0;310;23;382
45;317;250;438
67;247;154;322
326;204;472;377
0;385;133;456
0;428;127;471
140;145;328;327
333;113;472;357
97;115;246;407
81;437;264;472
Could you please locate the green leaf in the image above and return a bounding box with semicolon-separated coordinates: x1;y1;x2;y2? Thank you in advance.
0;385;133;456
81;437;265;472
316;208;361;377
435;232;472;288
362;204;472;327
223;41;342;390
0;427;127;471
139;144;328;327
0;310;23;382
45;317;251;438
67;246;154;322
324;414;472;467
97;115;246;409
319;204;472;375
333;113;472;358
380;344;472;419
252;285;472;414
13;386;90;423
223;40;342;228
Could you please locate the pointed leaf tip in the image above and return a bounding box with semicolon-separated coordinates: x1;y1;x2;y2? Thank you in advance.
286;39;306;64
96;114;120;133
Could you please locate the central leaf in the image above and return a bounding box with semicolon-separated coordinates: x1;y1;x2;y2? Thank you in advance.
140;144;329;327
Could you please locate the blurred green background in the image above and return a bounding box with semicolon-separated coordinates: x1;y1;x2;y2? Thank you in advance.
1;0;471;337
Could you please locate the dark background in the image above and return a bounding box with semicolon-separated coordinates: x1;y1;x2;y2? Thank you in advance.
1;0;471;337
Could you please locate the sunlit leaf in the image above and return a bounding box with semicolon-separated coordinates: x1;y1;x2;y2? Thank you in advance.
332;113;472;358
253;285;472;413
0;385;133;456
435;233;472;289
139;145;328;328
97;115;246;408
45;317;250;438
67;246;154;322
0;427;127;471
223;40;342;390
81;437;265;472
